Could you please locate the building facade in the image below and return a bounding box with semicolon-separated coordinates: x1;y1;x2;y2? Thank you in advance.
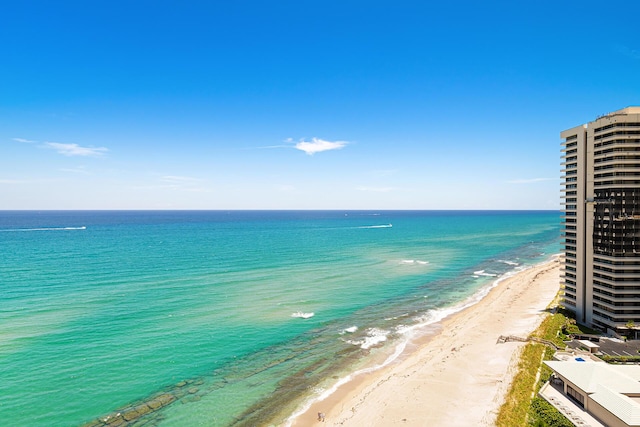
561;107;640;335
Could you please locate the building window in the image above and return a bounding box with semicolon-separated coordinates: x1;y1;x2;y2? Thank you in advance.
566;385;584;407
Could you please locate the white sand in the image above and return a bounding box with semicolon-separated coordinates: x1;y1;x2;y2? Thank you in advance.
289;258;560;426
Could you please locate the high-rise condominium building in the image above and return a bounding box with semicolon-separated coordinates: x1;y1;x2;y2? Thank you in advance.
561;106;640;336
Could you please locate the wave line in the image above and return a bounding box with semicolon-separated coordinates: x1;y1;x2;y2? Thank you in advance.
0;226;87;232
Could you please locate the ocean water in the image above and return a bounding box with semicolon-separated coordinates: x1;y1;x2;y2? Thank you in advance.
0;210;560;427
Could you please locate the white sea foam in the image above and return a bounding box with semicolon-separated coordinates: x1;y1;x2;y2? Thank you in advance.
385;313;409;321
0;226;87;232
339;326;358;334
357;224;392;229
473;270;497;277
345;327;389;349
284;336;408;427
497;259;520;266
400;259;429;265
360;328;389;349
394;269;528;339
291;312;314;319
398;262;551;337
395;305;464;337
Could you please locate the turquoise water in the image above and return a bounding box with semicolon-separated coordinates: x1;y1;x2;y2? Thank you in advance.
0;211;560;426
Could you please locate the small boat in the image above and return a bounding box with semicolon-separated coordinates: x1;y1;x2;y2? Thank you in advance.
291;311;314;319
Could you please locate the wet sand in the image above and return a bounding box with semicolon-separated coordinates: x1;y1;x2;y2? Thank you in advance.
288;257;560;426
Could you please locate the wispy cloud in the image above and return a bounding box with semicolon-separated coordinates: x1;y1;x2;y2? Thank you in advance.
293;137;348;155
44;142;108;157
614;44;640;61
161;175;202;184
13;138;107;158
0;179;26;184
507;178;557;184
60;166;89;174
132;175;211;193
356;186;396;193
257;144;289;150
277;184;296;192
371;169;397;177
12;137;36;143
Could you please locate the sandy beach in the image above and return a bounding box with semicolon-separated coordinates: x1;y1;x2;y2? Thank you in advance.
289;257;561;427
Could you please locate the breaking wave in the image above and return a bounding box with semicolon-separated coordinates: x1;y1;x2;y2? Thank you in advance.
344;327;389;349
400;259;429;265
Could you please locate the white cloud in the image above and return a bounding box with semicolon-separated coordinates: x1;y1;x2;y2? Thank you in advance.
0;179;25;184
507;178;557;184
294;137;348;155
12;137;36;143
44;142;108;157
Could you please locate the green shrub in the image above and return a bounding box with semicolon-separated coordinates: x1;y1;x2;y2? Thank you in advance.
600;355;640;363
530;398;574;427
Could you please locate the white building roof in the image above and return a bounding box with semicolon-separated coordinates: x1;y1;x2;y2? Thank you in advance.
577;339;600;349
545;361;640;426
545;361;640;394
591;384;640;426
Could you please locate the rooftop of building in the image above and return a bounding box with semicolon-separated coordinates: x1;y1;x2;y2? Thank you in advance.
614;106;640;114
562;106;640;134
595;106;640;120
545;360;640;426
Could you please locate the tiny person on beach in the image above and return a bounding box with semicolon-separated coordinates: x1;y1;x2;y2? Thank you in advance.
317;412;325;422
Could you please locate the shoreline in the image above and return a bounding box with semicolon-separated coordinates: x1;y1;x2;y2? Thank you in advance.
286;256;561;426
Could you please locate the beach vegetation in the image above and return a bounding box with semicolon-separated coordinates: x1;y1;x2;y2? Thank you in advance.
600;354;640;364
495;342;546;426
496;306;574;427
533;309;569;348
530;398;574;427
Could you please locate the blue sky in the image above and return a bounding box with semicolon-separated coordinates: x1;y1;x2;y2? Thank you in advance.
1;1;639;210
